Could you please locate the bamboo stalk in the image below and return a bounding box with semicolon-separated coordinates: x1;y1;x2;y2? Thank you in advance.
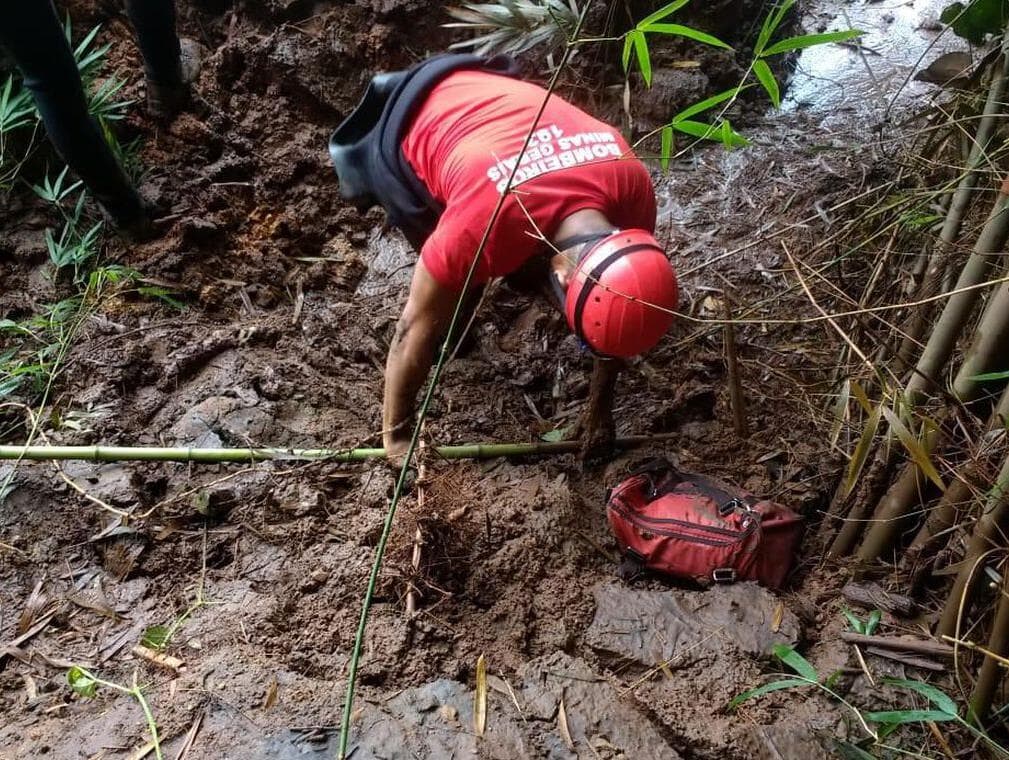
937;452;1009;638
0;434;675;464
905;384;1009;577
904;177;1009;406
969;579;1009;721
893;46;1009;377
857;271;1009;561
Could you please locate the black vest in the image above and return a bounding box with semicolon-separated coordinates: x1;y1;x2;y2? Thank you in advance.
328;53;520;249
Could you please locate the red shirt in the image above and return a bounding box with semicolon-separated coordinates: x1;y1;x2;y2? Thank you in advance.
401;71;656;292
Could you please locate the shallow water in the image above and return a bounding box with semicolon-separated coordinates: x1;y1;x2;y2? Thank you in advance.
785;0;964;125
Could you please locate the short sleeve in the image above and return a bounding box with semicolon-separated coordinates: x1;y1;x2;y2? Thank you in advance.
419;208;493;293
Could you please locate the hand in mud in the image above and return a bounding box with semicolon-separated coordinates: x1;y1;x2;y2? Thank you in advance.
570;408;617;469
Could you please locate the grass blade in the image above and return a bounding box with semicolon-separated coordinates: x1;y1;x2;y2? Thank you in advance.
728;677;810;709
642;23;731;49
881;678;957;716
773;643;818;680
843;405;881;497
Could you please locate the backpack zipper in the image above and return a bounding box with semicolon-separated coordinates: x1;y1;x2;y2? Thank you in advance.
609;501;754;546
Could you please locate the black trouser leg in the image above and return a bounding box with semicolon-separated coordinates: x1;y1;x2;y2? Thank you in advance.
124;0;182;87
0;0;143;223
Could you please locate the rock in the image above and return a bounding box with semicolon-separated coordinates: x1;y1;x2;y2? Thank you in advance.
518;652;681;759
342;653;679;759
349;679;529;759
586;582;801;665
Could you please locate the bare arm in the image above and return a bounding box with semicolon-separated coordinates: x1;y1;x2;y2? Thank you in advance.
383;261;458;456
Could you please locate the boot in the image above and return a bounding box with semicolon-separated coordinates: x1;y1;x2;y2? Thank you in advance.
146;37;202;122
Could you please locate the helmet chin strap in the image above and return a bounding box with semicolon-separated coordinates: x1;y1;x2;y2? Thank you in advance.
548;229;619;310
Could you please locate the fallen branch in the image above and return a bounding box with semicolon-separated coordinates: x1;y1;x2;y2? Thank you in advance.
0;434;676;464
840;632;954;658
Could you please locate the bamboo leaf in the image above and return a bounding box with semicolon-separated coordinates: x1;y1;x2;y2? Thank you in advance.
673;120;749;147
828;738;878;760
843;405;881;497
660;125;674;172
756;0;796;53
633;30;652;86
865;709;957;724
830;379;851;448
728;677;810;709
636;0;692;28
474;654;487;737
672;86;745;122
773;643;818;680
881;678;957;716
761;29;863;56
641;23;732;49
752;60;780;107
970;370;1009;382
880;406;945;492
849;381;873;415
842;608;865;634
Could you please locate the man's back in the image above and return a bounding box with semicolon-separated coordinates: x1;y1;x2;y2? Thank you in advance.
401;71;656;291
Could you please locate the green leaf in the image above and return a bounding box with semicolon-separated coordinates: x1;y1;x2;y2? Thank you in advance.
636;0;692;28
880;405;945;492
752;60;780;107
137;287;186;311
673;120;749;148
940;0;1009;44
756;0;796;54
672;86;745;122
67;666;98;698
622;31;635;72
865;609;881;636
865;709;957;724
773;643;818;680
641;23;732;49
761;29;864;56
660;125;674;172
881;678;958;716
843;405;880;497
141;625;170;650
728;677;810;709
842;608;865;634
633;30;652;86
970;370;1009;382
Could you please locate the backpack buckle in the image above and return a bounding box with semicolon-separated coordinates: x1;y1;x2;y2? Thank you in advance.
718;498;743;517
712;567;737;584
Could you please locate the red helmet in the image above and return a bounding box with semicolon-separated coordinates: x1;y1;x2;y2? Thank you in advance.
563;230;678;357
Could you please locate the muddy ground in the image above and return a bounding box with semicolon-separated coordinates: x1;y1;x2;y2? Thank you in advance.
0;0;962;758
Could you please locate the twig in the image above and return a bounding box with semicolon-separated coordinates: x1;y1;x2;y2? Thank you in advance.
406;439;427;620
722;296;747;437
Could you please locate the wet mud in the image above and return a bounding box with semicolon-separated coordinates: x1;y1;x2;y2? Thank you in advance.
0;0;962;758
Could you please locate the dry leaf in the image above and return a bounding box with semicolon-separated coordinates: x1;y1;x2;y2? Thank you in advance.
67;579;121;620
262;677;279;710
771;602;784;633
17;581;49;635
474;654;487;738
557;691;575;751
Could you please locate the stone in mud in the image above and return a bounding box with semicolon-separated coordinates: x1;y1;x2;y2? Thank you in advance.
347;678;530;759
586;582;801;666
343;653;678;759
518;652;683;759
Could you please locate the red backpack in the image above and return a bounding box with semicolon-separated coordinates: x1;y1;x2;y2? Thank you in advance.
606;460;803;589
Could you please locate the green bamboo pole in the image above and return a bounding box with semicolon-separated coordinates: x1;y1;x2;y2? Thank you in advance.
0;435;673;464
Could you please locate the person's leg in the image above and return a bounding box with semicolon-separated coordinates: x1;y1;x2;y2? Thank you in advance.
123;0;182;87
0;0;146;227
124;0;199;121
